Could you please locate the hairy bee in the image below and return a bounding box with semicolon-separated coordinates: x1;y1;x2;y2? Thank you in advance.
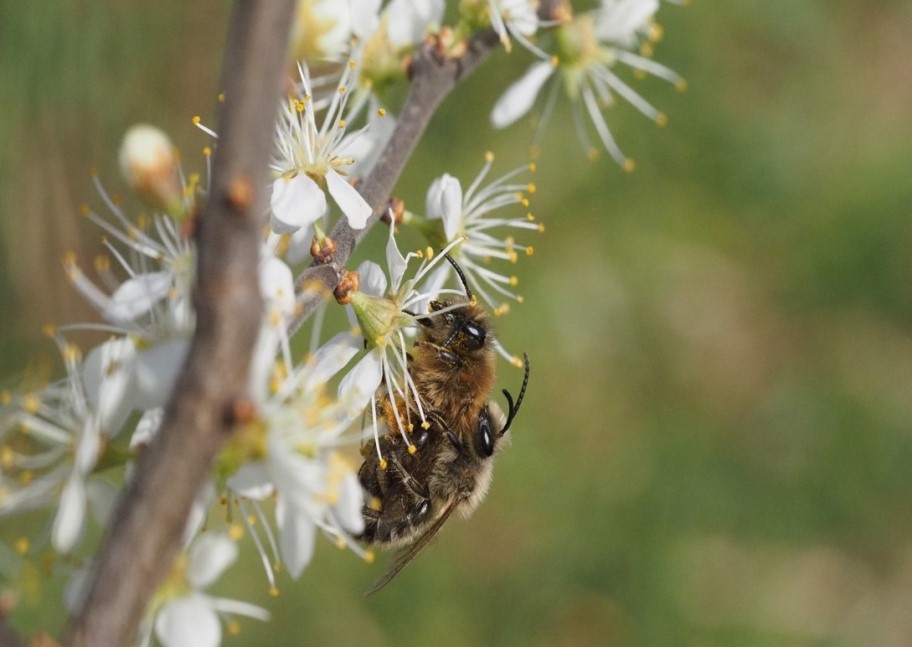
356;256;530;594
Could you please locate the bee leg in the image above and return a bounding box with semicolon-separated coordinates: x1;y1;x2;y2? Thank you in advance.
389;454;431;501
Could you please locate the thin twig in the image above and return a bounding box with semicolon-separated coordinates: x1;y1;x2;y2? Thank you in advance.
62;2;296;646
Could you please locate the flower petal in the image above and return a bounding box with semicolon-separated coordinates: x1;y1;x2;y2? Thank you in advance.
302;331;362;391
131;338;190;410
276;496;317;579
82;337;136;437
226;463;274;500
438;174;464;241
385;223;408;293
155;594;220;647
357;260;387;297
270;174;327;234
327;170;371;229
188;533;238;589
338;351;383;415
107;272;173;322
491;61;554;129
332;469;366;534
53;475;86;553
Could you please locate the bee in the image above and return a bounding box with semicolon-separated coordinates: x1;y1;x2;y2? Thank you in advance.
356;255;530;594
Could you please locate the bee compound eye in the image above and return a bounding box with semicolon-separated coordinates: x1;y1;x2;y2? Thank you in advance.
464;322;486;346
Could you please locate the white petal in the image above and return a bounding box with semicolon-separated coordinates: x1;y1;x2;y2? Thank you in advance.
327;170;371;229
357;260;387;297
53;475;87;553
131;338;189;410
183;481;216;546
349;0;382;39
129;407;163;451
284;223;316;266
226;463;274;500
82;337;136;437
107;272;172;321
259;255;296;316
425;176;445;220
332;470;365;534
385;223;408;293
491;61;554;128
596;0;658;46
188;533;238;589
155;594;220;647
385;0;444;47
270;174;327;234
276;496;317;579
207;597;271;622
438;174;464;242
338;351;383;414
302;331;362;391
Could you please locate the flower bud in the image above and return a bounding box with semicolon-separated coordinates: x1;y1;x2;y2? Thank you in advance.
118;124;182;215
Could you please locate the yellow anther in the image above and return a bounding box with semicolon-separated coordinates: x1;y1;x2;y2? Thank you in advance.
527;183;536;194
218;92;226;102
94;254;110;273
63;344;82;364
426;246;434;260
640;42;654;58
19;470;33;485
649;23;664;42
1;446;13;468
369;496;383;512
408;444;417;455
623;158;636;173
364;549;376;564
348;59;357;69
375;335;385;346
88;167;98;177
269;586;280;597
192;115;201;125
550;55;559;66
14;537;29;556
247;514;257;525
527;245;536;254
338;119;346;129
377;108;386;117
511;356;523;368
203;146;212;157
338;86;346;95
509;276;519;287
421;420;431;430
23;393;40;414
656;113;668;127
227;621;241;636
79;204;90;217
484;151;495;163
676;79;688;92
228;523;244;541
516;295;525;303
62;250;78;267
527;213;535;221
528;162;536;172
336;535;346;549
379;458;388;470
42;324;56;338
587;147;600;162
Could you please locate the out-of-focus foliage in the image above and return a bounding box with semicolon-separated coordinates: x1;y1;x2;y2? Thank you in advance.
2;0;912;644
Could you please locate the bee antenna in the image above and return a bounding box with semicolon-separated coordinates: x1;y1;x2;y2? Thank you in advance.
444;253;474;301
500;352;530;436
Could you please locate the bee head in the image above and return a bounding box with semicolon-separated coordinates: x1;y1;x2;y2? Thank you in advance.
421;297;491;355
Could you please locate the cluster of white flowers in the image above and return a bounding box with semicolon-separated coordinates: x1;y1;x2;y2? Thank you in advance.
0;0;688;644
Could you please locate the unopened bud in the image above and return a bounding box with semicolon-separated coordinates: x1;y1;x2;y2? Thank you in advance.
119;125;182;215
310;234;337;263
334;270;360;305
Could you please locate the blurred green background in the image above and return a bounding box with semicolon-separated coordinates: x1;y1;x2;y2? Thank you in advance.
3;0;912;645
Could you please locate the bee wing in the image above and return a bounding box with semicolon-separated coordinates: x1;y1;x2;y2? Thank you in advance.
365;498;461;596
